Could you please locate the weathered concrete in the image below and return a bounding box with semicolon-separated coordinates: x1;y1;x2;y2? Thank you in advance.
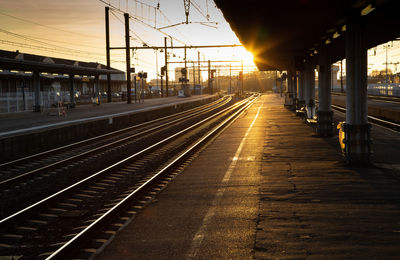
98;94;266;260
255;95;400;259
96;94;400;259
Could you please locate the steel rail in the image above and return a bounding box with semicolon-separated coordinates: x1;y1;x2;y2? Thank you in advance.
0;96;232;188
0;96;226;168
46;94;259;259
331;104;400;131
0;96;253;226
331;92;400;104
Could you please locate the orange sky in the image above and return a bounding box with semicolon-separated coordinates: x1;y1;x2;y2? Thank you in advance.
1;0;399;79
0;0;257;80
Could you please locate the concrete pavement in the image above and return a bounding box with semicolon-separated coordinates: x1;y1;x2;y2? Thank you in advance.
97;94;400;259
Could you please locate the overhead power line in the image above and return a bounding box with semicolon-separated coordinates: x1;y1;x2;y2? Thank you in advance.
99;0;188;45
0;11;102;40
0;28;104;57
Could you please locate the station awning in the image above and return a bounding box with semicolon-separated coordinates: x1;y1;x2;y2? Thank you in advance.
215;0;400;70
0;50;123;76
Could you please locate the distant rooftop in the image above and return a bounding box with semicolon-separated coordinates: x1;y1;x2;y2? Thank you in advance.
0;49;124;76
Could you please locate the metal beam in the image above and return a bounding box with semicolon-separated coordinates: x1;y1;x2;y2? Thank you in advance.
124;13;131;104
105;7;112;103
109;44;242;50
167;60;244;64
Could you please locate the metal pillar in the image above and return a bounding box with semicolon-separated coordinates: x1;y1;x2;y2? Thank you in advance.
33;71;41;112
105;7;112;103
134;75;137;103
164;37;169;97
304;62;315;119
198;51;201;84
293;70;298;103
241;60;244;96
160;75;163;97
95;75;100;104
208;60;212;94
297;70;305;110
192;62;196;88
124;13;131;104
285;70;295;109
229;63;232;94
341;15;371;164
317;50;333;136
69;74;75;107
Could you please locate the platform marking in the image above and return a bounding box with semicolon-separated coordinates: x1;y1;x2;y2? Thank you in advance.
186;101;263;259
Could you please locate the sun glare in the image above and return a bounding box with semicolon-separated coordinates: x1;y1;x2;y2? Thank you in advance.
237;48;256;67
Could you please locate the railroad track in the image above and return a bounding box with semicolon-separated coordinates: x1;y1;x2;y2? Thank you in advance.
331;92;400;104
331;104;400;132
0;96;232;219
0;94;259;259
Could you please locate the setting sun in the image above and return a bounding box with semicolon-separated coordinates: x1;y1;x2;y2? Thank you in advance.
234;48;256;67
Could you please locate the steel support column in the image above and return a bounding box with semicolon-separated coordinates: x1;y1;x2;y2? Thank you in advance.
304;62;315;119
105;7;112;103
95;75;100;104
285;70;295;109
124;13;131;104
297;70;305;110
293;71;297;104
69;74;76;107
342;15;371;164
33;71;41;112
317;51;333;136
208;60;212;94
164;37;169;97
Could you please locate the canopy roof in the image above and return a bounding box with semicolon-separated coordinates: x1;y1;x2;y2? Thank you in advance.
215;0;400;70
0;50;123;76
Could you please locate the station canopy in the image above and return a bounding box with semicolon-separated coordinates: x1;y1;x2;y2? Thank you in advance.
0;50;123;76
215;0;400;70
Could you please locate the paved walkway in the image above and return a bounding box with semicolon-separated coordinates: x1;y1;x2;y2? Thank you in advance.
97;94;400;259
0;95;214;137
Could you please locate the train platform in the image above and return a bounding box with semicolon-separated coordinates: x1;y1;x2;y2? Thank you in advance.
97;93;400;259
0;95;216;138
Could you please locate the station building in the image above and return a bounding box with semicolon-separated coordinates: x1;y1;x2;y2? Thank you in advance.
0;50;125;114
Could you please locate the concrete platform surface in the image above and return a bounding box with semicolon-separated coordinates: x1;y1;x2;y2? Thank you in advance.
97;94;400;259
0;95;214;137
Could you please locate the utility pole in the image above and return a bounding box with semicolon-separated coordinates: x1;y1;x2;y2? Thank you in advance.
192;61;196;87
155;48;159;97
161;75;163;97
184;45;187;95
105;7;112;103
229;63;232;94
208;60;211;94
124;13;131;104
241;60;244;96
164;37;169;97
340;60;344;93
184;45;187;82
198;51;201;85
